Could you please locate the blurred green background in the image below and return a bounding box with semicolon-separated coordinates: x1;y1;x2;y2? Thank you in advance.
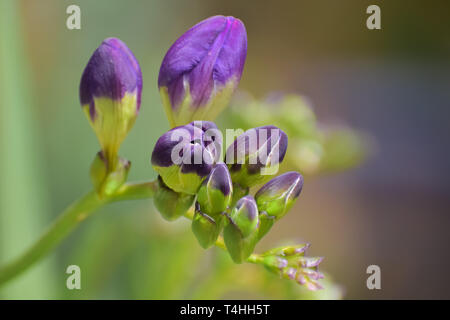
1;0;449;299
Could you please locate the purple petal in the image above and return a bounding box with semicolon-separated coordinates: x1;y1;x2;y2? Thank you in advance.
158;16;247;110
80;38;142;112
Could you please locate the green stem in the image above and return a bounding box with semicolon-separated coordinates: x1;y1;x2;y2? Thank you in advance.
0;181;158;287
0;179;263;287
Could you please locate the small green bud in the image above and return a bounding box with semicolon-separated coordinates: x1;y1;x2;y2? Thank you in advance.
153;176;195;221
223;195;259;263
196;163;232;216
191;203;224;249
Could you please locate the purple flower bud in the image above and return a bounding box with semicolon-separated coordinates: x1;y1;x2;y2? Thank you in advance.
230;195;259;238
79;38;142;167
225;125;288;188
255;171;304;220
151;121;222;194
158;16;247;127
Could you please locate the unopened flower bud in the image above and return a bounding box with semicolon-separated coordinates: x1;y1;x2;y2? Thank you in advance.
255;171;304;220
80;38;142;168
196;163;232;217
226;126;288;188
153;176;195;221
223;195;259;263
192;203;224;249
158;16;247;127
260;244;324;291
151;121;221;194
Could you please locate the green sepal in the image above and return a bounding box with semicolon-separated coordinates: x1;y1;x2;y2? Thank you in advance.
223;221;259;264
191;203;224;249
257;212;275;241
153;164;205;195
153;176;195;221
90;151;130;197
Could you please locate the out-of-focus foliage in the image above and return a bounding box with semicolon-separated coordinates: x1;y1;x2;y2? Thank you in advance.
223;93;370;175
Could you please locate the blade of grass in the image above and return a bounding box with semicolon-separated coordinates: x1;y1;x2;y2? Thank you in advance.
0;0;56;298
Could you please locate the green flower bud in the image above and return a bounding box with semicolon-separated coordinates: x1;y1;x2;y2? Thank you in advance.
223;195;259;263
196;163;232;217
153;176;195;221
191;203;224;249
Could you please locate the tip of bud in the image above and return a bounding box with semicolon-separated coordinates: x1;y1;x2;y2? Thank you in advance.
196;163;233;216
228;195;259;238
80;38;142;108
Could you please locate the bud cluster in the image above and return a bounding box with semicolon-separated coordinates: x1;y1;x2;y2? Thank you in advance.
260;244;324;291
151;120;304;264
77;15;324;291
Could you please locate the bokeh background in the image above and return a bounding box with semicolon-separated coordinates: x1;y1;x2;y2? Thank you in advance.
1;0;449;299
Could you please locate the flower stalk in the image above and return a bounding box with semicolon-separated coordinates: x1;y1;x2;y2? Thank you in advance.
0;179;263;287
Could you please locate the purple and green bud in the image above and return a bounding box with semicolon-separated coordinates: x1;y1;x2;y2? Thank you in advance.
192;203;224;249
153;176;195;221
225;126;288;188
255;171;303;219
223;195;259;263
80;38;142;169
192;164;232;248
158;15;247;127
255;171;303;239
196;163;232;216
90;151;130;197
151;121;222;194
